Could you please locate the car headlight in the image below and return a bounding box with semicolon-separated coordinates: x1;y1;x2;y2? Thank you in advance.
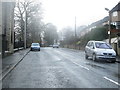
112;53;116;56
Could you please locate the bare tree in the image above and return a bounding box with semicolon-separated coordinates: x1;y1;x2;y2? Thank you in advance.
44;23;58;45
14;0;43;47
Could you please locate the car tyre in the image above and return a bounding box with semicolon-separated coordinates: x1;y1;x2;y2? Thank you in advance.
111;61;116;63
110;59;116;63
92;53;96;61
85;53;88;59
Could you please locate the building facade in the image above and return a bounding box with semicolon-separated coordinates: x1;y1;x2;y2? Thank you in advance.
110;2;120;29
110;2;120;55
0;1;2;56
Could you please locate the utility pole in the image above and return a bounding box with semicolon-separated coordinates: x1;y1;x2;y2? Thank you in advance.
24;3;27;49
75;16;77;38
108;11;111;45
75;16;77;49
105;8;111;44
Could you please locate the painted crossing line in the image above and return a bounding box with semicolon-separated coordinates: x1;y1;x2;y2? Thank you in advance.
103;76;120;86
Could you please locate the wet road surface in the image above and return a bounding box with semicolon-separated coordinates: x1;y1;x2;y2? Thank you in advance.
2;47;120;88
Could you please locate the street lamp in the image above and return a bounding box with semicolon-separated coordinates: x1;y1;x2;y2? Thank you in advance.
75;16;77;38
74;16;77;49
105;8;111;44
24;2;27;49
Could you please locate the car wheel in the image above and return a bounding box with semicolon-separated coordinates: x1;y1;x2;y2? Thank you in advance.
92;53;96;61
111;61;116;63
110;59;116;63
85;53;88;59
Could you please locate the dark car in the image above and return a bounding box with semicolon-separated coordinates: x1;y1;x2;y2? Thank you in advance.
30;43;40;51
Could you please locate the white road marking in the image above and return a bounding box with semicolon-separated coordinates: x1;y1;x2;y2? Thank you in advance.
72;61;89;70
103;76;120;86
53;55;61;61
54;50;89;70
55;49;120;87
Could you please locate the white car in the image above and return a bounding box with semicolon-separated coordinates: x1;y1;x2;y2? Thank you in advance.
85;41;116;62
53;44;59;48
30;43;40;51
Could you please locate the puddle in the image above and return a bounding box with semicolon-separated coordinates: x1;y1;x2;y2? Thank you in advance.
55;59;64;62
86;63;106;69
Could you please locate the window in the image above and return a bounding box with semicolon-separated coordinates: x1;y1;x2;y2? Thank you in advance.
90;42;95;49
112;11;118;17
32;43;39;46
95;42;112;49
87;42;91;47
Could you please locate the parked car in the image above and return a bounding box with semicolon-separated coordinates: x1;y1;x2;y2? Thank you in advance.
53;44;59;48
30;43;40;51
85;41;116;62
49;45;53;47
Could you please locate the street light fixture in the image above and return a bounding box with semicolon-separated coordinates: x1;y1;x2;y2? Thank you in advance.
24;3;27;49
105;8;109;11
74;16;77;49
105;8;111;44
75;16;77;38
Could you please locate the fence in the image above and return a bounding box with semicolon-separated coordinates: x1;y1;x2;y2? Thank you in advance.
14;41;24;49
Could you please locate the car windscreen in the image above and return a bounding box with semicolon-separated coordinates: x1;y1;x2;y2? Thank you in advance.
53;44;58;46
95;42;112;49
32;43;39;46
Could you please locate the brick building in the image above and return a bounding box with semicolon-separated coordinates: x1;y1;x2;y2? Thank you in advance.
110;2;120;55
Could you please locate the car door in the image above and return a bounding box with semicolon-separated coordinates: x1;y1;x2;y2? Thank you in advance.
85;42;91;56
89;42;95;57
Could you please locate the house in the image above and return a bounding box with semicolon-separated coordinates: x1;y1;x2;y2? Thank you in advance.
109;2;120;56
0;1;2;55
78;16;109;37
110;2;120;29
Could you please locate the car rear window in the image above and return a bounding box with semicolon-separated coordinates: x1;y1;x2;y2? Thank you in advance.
32;43;39;46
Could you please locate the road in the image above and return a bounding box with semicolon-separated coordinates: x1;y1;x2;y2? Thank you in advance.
2;47;120;88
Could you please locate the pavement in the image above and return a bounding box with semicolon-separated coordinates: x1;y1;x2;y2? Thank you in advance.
116;56;120;63
1;48;30;80
2;47;120;88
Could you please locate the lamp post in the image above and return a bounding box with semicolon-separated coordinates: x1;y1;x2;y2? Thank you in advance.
75;16;77;38
75;16;77;49
24;3;27;49
105;8;111;44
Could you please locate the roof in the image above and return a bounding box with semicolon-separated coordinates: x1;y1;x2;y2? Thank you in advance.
88;40;106;43
110;2;120;13
90;16;109;26
104;37;118;43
